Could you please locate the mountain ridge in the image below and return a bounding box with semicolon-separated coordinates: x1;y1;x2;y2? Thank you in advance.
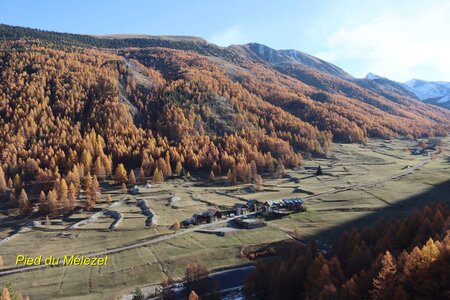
365;72;450;109
0;24;449;187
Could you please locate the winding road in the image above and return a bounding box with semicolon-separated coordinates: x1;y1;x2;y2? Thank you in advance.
0;212;256;276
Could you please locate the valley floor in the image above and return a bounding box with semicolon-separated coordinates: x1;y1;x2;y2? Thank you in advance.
0;137;449;300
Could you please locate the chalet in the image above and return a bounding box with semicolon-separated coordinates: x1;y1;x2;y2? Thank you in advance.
192;213;206;224
281;198;305;211
193;208;222;224
232;203;249;215
263;200;281;213
263;198;305;214
246;200;263;212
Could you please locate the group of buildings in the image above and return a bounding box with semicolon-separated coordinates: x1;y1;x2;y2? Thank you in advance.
411;142;437;155
232;198;305;216
182;197;305;227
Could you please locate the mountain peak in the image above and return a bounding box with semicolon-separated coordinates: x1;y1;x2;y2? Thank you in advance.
402;78;450;107
365;72;385;80
237;43;353;80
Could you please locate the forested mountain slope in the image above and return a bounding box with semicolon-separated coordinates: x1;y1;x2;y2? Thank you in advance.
0;24;448;204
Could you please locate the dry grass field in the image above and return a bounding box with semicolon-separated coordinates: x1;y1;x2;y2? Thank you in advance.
0;137;449;299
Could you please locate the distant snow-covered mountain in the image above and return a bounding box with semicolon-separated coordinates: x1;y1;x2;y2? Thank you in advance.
403;79;450;100
365;73;450;109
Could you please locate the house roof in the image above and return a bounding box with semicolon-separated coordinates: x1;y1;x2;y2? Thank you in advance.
282;198;304;205
264;198;304;207
233;203;249;209
202;208;221;217
246;200;261;206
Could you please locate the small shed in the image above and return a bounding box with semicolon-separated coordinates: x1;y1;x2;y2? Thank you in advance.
130;185;140;195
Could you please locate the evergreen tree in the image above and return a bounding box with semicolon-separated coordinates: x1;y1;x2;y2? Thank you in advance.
276;159;285;178
138;167;145;183
256;175;263;192
18;189;31;215
114;163;128;184
68;182;77;210
39;190;48;214
93;157;105;177
129;170;136;185
208;170;215;181
59;178;69;211
81;149;92;170
47;189;58;214
188;291;199;300
315;165;323;176
9;189;16;206
13;174;21;190
371;251;397;300
172;219;181;231
250;160;258;182
152;167;163;183
175;162;183;175
0;165;7;192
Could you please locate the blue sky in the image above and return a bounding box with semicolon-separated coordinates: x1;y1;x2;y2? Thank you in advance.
1;0;449;81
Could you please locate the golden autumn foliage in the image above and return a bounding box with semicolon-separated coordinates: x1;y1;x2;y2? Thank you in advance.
0;31;448;215
0;287;11;300
244;203;450;300
114;164;128;184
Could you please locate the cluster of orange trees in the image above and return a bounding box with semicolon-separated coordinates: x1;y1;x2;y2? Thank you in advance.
0;39;448;215
244;204;450;299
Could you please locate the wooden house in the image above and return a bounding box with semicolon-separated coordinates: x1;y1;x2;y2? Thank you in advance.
193;208;222;224
246;200;263;212
232;203;249;215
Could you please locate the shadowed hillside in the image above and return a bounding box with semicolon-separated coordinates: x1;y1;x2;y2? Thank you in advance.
244;179;450;300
